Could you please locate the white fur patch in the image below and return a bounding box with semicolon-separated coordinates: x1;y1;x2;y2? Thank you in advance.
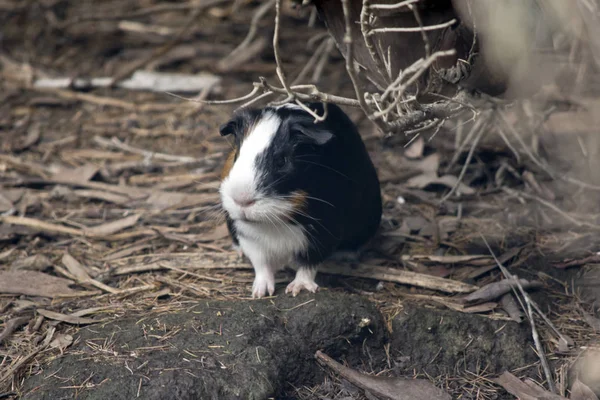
220;112;281;221
285;267;318;296
219;111;310;298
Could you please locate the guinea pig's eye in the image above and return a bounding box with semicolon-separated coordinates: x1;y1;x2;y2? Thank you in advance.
274;155;288;169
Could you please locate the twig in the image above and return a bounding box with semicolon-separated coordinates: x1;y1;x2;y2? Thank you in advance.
92;136;198;163
369;19;456;35
109;4;205;87
368;0;419;11
221;0;275;65
0;317;30;344
360;0;388;81
440;112;490;202
273;0;294;98
340;0;388;133
60;0;228;26
502;187;600;230
479;235;557;394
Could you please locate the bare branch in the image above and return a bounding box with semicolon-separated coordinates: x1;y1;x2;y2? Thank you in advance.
369;19;457;35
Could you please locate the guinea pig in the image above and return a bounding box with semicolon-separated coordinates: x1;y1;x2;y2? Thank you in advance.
219;102;382;298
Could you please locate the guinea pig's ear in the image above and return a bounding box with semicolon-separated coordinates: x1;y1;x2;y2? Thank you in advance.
296;125;334;145
219;119;238;137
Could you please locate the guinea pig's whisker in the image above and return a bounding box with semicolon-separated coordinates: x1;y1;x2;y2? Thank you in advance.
294;159;353;181
268;202;339;241
276;194;336;209
259;175;288;194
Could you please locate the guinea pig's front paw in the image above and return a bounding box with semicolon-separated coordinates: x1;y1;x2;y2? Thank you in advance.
285;267;319;297
252;274;275;299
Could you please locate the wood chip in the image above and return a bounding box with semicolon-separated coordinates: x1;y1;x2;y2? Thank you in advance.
13;123;41;152
84;214;141;236
0;270;77;298
11;254;51;271
52;164;99;183
406;173;476;195
74;189;131;204
62;253;92;281
62;253;120;294
36;309;98;325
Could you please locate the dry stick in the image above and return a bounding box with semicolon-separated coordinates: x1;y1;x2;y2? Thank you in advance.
61;0;228;26
409;3;432;57
312;38;335;82
445;111;486;172
292;37;331;85
92;136;201;163
370;19;457;35
271;0;328;122
167;85;262;105
502;187;600;230
369;0;419;11
109;4;205;87
222;0;275;64
0;317;30;344
272;0;293;98
374;50;457;118
440;113;490;203
340;0;388;133
500;111;600;192
108;252;477;293
480;235;557;394
360;0;389;81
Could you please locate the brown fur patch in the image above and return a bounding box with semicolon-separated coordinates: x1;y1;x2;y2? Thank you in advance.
220;116;256;181
285;190;308;222
221;149;237;181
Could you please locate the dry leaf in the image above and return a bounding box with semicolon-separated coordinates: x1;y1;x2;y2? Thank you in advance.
402;153;440;173
13;123;41;152
2;188;25;203
62;253;91;280
316;350;451;400
62;253;119;294
570;379;599;400
37;309;98;325
404;136;424;159
52;164;99;183
406;173;476;195
0;248;16;262
84;214;141;236
500;293;524;322
0;193;13;212
198;223;230;242
74;189;130;204
11;254;51;271
147;191;218;210
463;279;542;305
0;270;77;298
404;254;491;264
461;302;498;313
0;316;30;344
581;310;600;331
493;371;567;400
49;333;74;351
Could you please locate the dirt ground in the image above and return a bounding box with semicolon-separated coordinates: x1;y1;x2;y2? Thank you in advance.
1;1;600;399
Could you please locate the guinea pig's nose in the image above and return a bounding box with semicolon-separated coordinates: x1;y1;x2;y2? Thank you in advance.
233;195;256;207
